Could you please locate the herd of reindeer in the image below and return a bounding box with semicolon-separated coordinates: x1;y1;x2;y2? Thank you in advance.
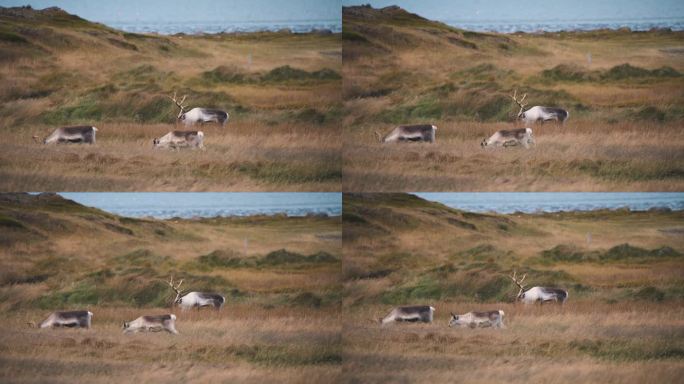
31;92;228;149
376;90;569;147
31;90;565;150
31;272;568;333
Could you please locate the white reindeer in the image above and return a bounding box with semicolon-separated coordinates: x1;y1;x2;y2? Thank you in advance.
511;90;569;125
123;314;178;334
481;127;535;148
167;277;225;311
33;126;98;145
448;310;505;329
379;305;434;326
169;92;228;127
375;124;437;143
153;130;204;149
510;271;568;305
29;310;93;329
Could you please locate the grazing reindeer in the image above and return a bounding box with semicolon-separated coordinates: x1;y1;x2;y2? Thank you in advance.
379;305;434;326
375;124;437;143
153;130;204;149
449;310;505;329
509;271;568;305
33;126;98;145
167;277;225;311
481;128;535;148
511;89;569;125
29;310;93;329
123;314;178;334
169;92;228;127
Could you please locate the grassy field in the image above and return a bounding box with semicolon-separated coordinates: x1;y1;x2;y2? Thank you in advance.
0;6;341;191
0;193;342;382
342;5;684;191
342;193;684;383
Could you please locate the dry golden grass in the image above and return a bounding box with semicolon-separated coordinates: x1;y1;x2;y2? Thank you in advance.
340;193;684;383
0;305;341;384
0;121;341;191
0;11;341;191
344;120;684;191
342;7;684;191
342;301;684;384
0;194;342;382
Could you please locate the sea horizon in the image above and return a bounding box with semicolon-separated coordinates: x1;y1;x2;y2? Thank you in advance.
58;192;342;219
98;19;341;35
415;192;684;214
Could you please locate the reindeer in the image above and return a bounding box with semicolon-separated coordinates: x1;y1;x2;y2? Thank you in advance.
123;314;178;334
169;92;229;127
29;310;93;329
375;124;437;143
33;126;98;145
379;305;434;326
509;271;568;305
481;128;535;148
167;277;225;311
448;310;505;329
510;89;569;125
153;130;204;149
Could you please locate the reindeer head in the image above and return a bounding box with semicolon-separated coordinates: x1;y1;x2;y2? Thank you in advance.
448;312;459;327
169;92;188;120
374;131;384;143
509;270;527;300
167;277;185;305
510;89;528;120
480;138;488;148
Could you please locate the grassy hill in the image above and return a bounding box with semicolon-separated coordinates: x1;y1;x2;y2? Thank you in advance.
341;193;684;383
0;6;341;191
342;5;684;191
0;193;342;382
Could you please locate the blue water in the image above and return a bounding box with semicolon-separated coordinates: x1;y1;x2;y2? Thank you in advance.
59;193;341;219
414;193;684;214
103;19;341;35
440;19;684;33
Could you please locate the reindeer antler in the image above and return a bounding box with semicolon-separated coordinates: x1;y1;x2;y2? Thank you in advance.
510;89;528;108
168;91;188;117
509;270;527;289
167;277;185;295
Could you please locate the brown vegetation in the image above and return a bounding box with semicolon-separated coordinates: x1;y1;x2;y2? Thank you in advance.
0;193;342;382
0;7;341;191
342;5;684;191
342;193;684;382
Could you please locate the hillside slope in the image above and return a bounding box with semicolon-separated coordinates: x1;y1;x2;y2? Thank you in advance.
343;193;684;306
0;193;341;310
342;5;684;191
0;6;342;191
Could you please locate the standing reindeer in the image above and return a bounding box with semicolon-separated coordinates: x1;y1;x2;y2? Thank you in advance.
167;277;225;311
169;92;229;127
510;89;569;125
509;271;568;305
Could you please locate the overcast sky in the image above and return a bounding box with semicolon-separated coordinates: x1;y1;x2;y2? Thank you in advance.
0;0;341;22
341;0;684;21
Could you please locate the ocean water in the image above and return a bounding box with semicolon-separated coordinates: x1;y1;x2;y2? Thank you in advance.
440;18;684;33
415;193;684;214
104;19;341;35
59;193;341;219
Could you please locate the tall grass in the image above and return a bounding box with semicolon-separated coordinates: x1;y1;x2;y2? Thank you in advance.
0;13;341;191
